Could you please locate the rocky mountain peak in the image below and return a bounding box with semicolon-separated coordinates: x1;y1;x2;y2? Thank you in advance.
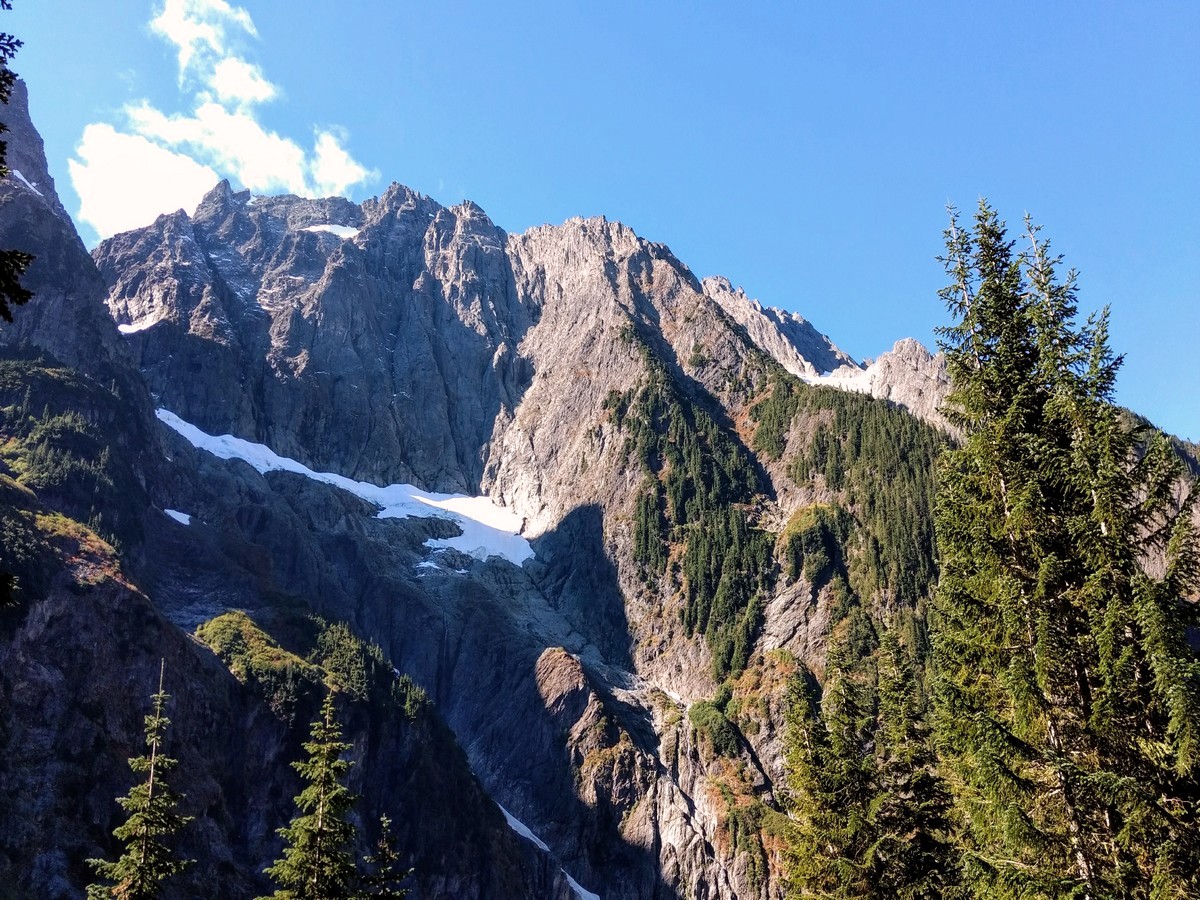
811;337;952;431
0;79;71;226
0;80;138;384
191;177;251;223
365;181;436;218
702;274;858;378
0;72;977;900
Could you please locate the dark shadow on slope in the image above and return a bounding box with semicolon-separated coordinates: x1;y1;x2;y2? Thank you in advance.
133;450;684;898
528;502;635;671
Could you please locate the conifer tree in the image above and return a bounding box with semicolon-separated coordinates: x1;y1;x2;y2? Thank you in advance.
867;629;959;899
783;648;875;899
87;662;194;899
930;201;1200;898
261;690;360;900
358;814;411;898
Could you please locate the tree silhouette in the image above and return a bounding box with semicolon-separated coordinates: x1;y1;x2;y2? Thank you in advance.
87;661;194;899
260;690;359;900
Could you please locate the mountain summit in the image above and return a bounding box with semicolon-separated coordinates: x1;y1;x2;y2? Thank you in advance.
2;78;954;899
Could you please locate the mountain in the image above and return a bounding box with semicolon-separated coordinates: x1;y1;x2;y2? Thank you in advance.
702;276;952;433
2;78;954;898
0;80;578;900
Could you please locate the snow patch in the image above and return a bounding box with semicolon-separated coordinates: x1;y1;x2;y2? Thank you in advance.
499;806;600;900
801;363;874;393
563;872;601;900
118;318;163;335
301;224;359;239
156;409;533;565
11;169;43;197
498;805;551;853
163;509;192;525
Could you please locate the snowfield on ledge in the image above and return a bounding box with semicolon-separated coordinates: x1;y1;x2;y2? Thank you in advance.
156;409;533;565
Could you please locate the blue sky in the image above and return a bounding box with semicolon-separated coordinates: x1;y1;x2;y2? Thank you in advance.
7;1;1199;439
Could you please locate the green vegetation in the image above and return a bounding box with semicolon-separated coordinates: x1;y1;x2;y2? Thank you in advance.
752;375;943;603
260;692;360;900
0;475;44;606
610;319;945;688
929;202;1200;897
197;612;422;898
359;815;412;899
0;353;146;548
195;611;428;726
779;204;1200;900
868;631;958;898
609;337;771;680
195;611;319;722
0;350;144;612
782;633;957;900
718;784;770;890
783;650;875;898
781;504;846;584
87;664;194;900
681;504;773;680
688;697;741;759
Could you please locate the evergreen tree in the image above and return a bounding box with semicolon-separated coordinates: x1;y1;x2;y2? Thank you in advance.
87;662;194;899
930;201;1200;898
783;649;875;899
0;0;33;323
358;814;411;898
785;632;961;900
867;629;959;899
261;690;360;900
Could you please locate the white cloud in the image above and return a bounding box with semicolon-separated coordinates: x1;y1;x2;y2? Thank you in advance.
68;124;219;238
312;130;374;197
150;0;257;76
210;57;276;105
69;0;377;240
129;100;309;194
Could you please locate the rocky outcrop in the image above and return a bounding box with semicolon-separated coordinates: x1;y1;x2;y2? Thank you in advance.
812;337;952;432
0;500;570;900
94;180;534;492
88;184;915;898
0;80;140;390
702;272;952;433
2;70;966;899
702;275;858;378
0;82;579;899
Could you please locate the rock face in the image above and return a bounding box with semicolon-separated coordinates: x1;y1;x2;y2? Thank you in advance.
810;337;953;432
702;275;858;379
2;77;960;899
95;180;533;492
0;528;567;900
700;278;952;432
0;81;139;389
0;81;573;900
